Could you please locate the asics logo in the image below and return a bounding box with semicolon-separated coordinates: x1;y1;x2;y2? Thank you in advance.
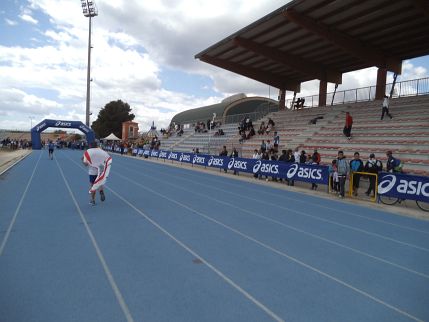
378;175;396;194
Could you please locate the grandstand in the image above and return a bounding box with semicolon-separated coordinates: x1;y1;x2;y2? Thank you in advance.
164;93;429;176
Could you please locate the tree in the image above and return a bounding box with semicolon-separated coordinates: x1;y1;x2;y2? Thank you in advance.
91;100;135;139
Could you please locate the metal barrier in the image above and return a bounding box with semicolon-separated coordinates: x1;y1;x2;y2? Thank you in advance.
349;171;378;202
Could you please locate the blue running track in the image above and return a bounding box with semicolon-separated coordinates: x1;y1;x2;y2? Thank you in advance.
1;149;429;322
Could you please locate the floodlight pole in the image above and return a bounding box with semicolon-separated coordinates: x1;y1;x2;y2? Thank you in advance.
85;16;92;126
81;0;98;127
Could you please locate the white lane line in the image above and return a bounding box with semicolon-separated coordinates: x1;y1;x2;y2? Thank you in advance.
116;160;429;253
0;151;41;256
113;162;429;279
113;170;424;322
64;149;285;322
139;158;429;235
54;156;135;322
107;186;285;322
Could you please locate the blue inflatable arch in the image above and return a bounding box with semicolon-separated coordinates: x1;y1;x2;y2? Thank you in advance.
31;119;95;150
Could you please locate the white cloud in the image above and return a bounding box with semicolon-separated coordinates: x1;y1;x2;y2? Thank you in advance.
5;18;18;26
19;14;38;25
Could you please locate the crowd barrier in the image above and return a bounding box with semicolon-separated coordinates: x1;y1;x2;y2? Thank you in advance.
105;147;429;204
378;172;429;203
105;146;330;185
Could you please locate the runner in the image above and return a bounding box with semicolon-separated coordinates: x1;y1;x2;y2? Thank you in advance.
82;141;112;205
48;140;55;160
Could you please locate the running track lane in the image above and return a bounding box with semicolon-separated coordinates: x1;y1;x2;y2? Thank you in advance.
0;150;428;322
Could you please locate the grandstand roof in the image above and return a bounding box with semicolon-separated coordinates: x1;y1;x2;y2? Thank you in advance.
195;0;429;91
171;97;277;125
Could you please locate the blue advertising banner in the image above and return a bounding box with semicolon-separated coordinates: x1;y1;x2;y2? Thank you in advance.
225;158;329;184
378;172;429;202
118;149;329;185
178;152;193;164
206;155;229;169
167;151;180;161
191;153;210;166
150;150;159;158
158;150;169;159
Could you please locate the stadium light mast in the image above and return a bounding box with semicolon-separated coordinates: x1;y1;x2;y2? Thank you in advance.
81;0;98;127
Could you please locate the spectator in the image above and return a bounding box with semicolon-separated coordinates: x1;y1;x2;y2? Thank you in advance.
278;149;288;162
252;149;261;178
230;147;239;175
266;140;273;154
219;146;228;173
246;126;255;140
310;149;321;190
266;118;275;134
293;147;300;163
294;98;305;109
386;151;403;173
329;159;339;193
260;151;270;180
350;152;364;196
239;129;246;143
260;140;267;153
252;149;261;160
258;122;266;135
343;111;353;140
270;152;278;182
381;95;393;120
245;117;252;130
299;150;307;163
286;149;295;186
219;146;228;156
364;153;383;197
273;131;280;152
337;151;350;198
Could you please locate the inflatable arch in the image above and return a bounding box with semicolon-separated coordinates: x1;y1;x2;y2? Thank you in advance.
31;119;95;150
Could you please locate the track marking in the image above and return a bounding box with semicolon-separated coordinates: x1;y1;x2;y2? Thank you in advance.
0;151;41;256
113;169;424;322
140;157;429;235
116;160;429;253
113;162;429;279
63;152;285;322
54;156;135;322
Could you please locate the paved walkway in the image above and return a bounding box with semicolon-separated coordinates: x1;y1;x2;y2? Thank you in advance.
0;149;31;175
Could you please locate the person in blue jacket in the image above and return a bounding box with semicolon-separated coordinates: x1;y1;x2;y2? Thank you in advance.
350;152;364;196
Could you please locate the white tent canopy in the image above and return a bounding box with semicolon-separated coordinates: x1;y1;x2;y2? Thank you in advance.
102;133;121;141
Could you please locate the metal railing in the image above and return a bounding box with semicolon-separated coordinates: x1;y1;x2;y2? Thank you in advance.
286;77;429;108
177;103;278;128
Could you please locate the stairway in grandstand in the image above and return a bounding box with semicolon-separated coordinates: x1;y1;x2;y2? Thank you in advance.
237;95;429;176
162;123;240;154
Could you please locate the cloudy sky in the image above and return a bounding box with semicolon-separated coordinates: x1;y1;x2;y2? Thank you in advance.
1;0;428;132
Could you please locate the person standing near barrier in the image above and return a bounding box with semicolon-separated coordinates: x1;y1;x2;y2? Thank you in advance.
381;95;393;120
337;151;350;198
343;112;353;140
386;150;403;173
230;147;239;175
350;152;364;196
48;140;55;160
219;146;228;173
311;149;321;190
364;153;383;197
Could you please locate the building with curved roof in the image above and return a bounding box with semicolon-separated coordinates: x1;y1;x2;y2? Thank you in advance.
171;94;278;125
